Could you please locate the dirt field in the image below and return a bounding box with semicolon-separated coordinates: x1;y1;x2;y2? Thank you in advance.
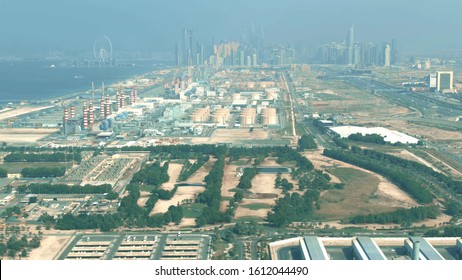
0;128;59;143
137;191;151;207
178;218;196;227
185;158;216;184
372;180;419;208
151;186;205;215
220;163;240;211
191;128;270;144
160;163;183;191
0;106;55;121
234;173;283;219
27;234;73;260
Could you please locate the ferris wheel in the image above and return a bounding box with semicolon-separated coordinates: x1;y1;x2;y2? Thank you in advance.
93;35;113;64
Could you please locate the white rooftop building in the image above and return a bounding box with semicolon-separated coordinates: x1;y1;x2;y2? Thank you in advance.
330;126;419;144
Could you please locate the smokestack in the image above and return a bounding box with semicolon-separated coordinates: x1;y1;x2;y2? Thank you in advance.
83;100;88;129
116;93;121;110
70;106;75;119
106;95;111;117
412;241;420;260
89;100;94;125
63;107;69;122
100;97;106;119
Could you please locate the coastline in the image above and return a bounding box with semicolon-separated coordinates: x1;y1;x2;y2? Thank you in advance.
0;62;159;105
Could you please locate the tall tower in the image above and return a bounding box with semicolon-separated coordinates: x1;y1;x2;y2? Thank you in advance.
346;25;354;65
182;28;188;66
384;44;391;67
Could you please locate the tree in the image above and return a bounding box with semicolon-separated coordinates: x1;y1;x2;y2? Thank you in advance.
0;168;7;178
0;242;6;256
21;249;27;258
105;191;119;200
29;236;40;249
297;135;317;151
275;173;282;188
8;250;16;259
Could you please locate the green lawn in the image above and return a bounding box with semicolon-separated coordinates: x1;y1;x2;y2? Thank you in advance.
0;162;68;173
181;203;206;218
233;216;265;223
318;167;397;220
139;185;156;192
240;203;272;211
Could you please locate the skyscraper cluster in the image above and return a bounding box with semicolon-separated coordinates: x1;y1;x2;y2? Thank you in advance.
316;26;399;67
175;28;205;67
174;23;295;68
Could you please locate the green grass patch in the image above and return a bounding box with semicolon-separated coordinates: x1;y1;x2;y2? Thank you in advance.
233;159;250;166
240;203;272;210
233;216;265;223
318;167;397;220
139;185;157;192
181;203;207;218
0;162;68;173
212;239;230;259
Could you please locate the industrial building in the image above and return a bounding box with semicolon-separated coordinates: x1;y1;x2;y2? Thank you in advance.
405;237;445;260
59;233;210;260
302;236;330;260
269;236;329;260
352;237;387;260
457;239;462;255
436;71;454;92
330;125;419;144
269;237;459;260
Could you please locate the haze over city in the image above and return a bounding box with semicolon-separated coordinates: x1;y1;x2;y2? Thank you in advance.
0;0;461;55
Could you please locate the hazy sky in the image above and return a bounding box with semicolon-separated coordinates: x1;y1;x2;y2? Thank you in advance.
0;0;460;56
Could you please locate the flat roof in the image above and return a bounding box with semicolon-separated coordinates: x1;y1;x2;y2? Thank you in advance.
303;236;329;260
356;237;387;260
410;237;445;260
330;125;419;144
